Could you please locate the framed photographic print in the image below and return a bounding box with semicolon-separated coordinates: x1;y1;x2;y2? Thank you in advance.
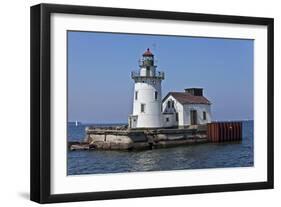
30;3;274;203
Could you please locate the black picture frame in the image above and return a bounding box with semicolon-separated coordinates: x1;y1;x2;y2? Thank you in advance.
30;3;274;204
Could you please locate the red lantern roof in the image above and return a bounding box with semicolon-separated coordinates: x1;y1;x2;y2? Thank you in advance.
143;48;154;56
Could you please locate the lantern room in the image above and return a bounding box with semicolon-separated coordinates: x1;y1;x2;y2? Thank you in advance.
139;48;155;67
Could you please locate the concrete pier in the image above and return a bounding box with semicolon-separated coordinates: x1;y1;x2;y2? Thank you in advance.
81;125;208;150
68;122;243;151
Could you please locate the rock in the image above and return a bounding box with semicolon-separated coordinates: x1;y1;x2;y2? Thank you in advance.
70;144;90;151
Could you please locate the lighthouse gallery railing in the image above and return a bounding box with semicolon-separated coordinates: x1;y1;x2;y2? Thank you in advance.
131;71;165;79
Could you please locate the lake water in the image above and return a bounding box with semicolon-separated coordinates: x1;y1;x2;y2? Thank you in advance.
67;121;253;175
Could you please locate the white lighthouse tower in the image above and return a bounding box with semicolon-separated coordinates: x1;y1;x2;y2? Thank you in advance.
128;48;165;128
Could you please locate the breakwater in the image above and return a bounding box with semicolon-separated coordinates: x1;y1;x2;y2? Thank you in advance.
69;122;242;151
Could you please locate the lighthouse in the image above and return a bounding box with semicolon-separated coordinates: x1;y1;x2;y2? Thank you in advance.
128;48;165;128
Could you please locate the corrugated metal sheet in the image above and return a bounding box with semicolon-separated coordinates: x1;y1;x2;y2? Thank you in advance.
207;122;242;142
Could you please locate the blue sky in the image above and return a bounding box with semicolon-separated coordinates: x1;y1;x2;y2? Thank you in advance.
68;31;253;123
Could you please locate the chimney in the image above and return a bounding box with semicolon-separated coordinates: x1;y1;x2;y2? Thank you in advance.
184;88;203;96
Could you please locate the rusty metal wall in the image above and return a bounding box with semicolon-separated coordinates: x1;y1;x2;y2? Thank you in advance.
207;122;242;142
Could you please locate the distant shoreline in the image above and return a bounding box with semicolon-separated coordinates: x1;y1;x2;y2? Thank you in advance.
68;122;127;126
68;120;253;125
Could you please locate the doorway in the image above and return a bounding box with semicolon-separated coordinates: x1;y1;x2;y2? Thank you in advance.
190;110;197;125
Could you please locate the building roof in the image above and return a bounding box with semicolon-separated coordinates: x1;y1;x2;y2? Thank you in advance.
143;48;154;57
163;92;211;105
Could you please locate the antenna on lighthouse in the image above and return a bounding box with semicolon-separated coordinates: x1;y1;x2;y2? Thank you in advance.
152;43;158;64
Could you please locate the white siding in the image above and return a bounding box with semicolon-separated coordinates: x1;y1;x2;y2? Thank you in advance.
162;113;176;127
128;115;138;128
162;94;212;127
182;104;212;126
162;95;183;126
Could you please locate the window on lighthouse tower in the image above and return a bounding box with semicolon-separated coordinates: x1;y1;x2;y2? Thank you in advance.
141;103;146;113
155;91;158;100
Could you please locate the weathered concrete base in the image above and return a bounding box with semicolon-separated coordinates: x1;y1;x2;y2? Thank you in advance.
68;122;243;151
69;125;208;151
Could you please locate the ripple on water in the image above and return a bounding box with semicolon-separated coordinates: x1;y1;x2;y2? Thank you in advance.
67;121;254;175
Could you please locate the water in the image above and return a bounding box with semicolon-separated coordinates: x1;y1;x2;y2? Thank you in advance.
67;121;253;175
